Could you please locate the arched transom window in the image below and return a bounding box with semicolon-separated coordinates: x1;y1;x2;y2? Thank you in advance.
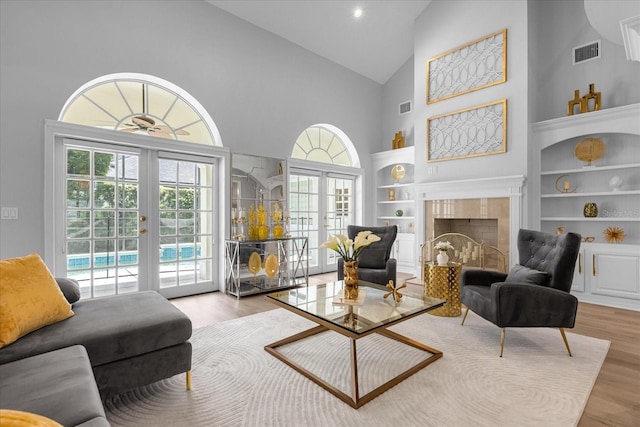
59;73;220;145
292;124;360;167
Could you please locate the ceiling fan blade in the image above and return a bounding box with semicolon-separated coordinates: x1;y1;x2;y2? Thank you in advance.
120;128;139;133
132;116;155;128
155;125;190;136
150;131;175;139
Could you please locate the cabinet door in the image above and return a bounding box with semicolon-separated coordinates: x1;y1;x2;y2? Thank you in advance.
591;249;640;300
571;249;586;293
394;233;416;274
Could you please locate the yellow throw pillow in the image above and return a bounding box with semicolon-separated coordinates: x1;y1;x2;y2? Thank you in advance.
0;253;74;348
0;410;63;427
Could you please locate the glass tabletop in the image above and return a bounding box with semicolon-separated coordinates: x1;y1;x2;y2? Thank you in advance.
266;281;445;335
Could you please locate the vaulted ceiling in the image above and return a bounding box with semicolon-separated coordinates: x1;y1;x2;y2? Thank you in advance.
206;1;431;84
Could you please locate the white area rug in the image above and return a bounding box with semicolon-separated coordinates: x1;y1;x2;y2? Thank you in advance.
105;308;609;427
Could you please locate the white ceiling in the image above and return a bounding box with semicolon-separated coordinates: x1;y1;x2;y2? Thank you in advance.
206;0;431;84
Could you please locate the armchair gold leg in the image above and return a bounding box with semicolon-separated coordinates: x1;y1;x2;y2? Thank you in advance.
186;370;192;390
461;306;469;325
559;328;573;357
499;328;505;357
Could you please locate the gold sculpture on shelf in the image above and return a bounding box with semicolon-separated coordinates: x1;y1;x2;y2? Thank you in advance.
257;204;269;240
383;280;407;303
603;227;625;243
247;204;257;240
388;189;395;201
391;165;405;183
582;83;601;112
567;90;586;116
271;202;284;238
567;83;602;115
554;175;577;193
575;137;605;166
392;131;405;149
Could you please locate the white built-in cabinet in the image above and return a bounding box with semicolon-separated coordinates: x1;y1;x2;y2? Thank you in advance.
533;103;640;311
371;146;417;276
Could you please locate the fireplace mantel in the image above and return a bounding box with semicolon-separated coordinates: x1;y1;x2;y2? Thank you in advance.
414;175;525;269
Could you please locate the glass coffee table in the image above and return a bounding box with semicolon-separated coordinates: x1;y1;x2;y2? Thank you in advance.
265;280;445;408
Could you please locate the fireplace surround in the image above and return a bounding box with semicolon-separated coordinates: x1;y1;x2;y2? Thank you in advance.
414;175;525;271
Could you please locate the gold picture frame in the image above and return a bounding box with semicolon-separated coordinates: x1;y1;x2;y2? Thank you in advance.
427;99;507;162
427;29;507;104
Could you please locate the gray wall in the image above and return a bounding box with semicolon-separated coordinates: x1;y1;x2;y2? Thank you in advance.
381;57;415;151
528;0;640;122
413;0;529;185
0;0;382;258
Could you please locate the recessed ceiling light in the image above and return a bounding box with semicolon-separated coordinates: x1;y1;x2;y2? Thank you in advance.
353;8;363;18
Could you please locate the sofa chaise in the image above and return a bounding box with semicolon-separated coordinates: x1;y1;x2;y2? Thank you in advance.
0;253;193;426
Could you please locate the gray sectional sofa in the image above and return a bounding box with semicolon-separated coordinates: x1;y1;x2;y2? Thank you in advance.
0;279;193;426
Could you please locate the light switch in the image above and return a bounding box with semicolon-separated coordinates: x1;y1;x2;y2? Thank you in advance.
1;207;18;220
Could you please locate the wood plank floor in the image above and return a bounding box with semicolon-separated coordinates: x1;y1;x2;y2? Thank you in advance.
171;273;640;427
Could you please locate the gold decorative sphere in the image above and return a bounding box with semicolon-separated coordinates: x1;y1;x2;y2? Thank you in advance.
391;165;405;183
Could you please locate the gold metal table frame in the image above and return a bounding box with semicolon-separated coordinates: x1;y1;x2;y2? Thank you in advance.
264;283;444;409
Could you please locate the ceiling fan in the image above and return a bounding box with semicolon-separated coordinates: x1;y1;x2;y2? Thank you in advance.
120;84;189;139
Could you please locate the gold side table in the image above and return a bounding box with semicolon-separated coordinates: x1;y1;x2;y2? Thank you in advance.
424;263;462;317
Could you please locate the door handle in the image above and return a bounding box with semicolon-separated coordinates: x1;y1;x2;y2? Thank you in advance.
578;253;582;274
140;228;147;234
140;215;147;222
592;254;596;276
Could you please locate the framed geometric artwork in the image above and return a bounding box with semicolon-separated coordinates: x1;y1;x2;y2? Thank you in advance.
427;29;507;104
427;99;507;162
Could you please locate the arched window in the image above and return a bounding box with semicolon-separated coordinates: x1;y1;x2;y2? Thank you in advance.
59;73;221;146
292;124;360;167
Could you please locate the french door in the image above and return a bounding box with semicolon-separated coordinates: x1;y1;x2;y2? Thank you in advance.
289;169;355;275
59;138;219;299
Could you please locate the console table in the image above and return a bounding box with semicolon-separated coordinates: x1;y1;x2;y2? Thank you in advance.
225;237;308;298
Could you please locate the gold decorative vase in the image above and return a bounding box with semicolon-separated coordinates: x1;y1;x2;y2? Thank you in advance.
258;225;269;240
343;260;359;299
583;202;598;218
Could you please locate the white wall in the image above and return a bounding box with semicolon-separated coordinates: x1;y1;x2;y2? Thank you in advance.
0;0;382;259
528;0;640;123
413;0;529;185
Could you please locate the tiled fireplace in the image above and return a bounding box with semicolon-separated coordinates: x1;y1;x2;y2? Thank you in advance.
414;175;525;270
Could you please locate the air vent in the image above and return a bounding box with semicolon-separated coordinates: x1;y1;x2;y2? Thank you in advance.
573;40;600;64
399;100;412;115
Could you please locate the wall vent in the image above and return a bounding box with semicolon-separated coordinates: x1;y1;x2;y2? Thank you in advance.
573;40;601;64
399;100;412;115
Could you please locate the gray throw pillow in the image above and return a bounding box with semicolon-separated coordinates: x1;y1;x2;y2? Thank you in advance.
55;277;81;304
505;265;551;287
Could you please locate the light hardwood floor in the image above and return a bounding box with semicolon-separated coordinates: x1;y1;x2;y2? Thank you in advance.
171;273;640;427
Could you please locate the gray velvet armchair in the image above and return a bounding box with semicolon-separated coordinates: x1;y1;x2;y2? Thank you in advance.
460;228;581;357
337;225;397;286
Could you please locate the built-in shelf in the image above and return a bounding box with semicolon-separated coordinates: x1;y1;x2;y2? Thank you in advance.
372;146;417;275
540;163;640;175
541;217;640;222
541;190;640;198
378;183;414;189
377;216;415;220
378;200;415;204
533;103;640;311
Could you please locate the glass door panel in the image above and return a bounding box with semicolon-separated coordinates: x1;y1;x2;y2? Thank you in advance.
157;156;216;298
324;175;355;267
65;146;145;299
289;172;320;274
289;170;355;275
